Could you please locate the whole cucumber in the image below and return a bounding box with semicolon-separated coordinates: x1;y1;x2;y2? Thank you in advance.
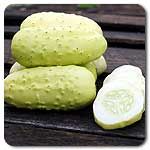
5;65;96;110
12;26;107;67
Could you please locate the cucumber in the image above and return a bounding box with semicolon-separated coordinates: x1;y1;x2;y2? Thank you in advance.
93;56;107;76
93;65;145;129
5;65;96;110
12;26;107;67
93;81;144;129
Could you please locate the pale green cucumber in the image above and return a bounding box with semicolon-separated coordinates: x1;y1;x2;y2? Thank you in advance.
5;65;96;110
12;26;107;67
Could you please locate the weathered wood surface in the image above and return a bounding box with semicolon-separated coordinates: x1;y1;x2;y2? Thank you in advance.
4;4;146;146
4;103;145;139
5;123;144;146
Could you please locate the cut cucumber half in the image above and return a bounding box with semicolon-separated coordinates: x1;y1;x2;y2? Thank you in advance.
93;81;144;130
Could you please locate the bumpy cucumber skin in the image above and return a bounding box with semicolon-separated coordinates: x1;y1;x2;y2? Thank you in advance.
20;12;103;34
11;27;107;67
5;65;96;110
94;111;143;130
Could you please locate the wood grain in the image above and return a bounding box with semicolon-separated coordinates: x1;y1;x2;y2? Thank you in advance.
5;123;145;146
4;103;145;140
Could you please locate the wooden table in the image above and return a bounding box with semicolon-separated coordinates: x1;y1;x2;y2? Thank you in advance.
4;4;146;146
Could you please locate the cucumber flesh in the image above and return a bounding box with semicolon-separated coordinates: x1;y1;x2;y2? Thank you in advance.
93;65;145;129
103;65;145;97
103;73;145;97
93;81;144;129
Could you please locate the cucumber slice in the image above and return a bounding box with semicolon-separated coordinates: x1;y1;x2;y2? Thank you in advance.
93;81;144;129
111;65;143;76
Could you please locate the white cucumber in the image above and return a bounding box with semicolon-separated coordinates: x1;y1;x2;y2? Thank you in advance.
93;65;145;129
93;81;144;129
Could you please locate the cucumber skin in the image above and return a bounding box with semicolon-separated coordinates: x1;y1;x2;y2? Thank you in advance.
94;110;143;130
5;65;96;110
83;62;97;80
20;12;103;34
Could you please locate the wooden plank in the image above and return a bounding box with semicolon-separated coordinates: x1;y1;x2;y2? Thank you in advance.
87;13;145;27
4;26;145;49
93;4;145;16
5;122;144;146
104;31;145;47
4;40;14;65
4;40;146;75
4;101;145;140
104;47;146;75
